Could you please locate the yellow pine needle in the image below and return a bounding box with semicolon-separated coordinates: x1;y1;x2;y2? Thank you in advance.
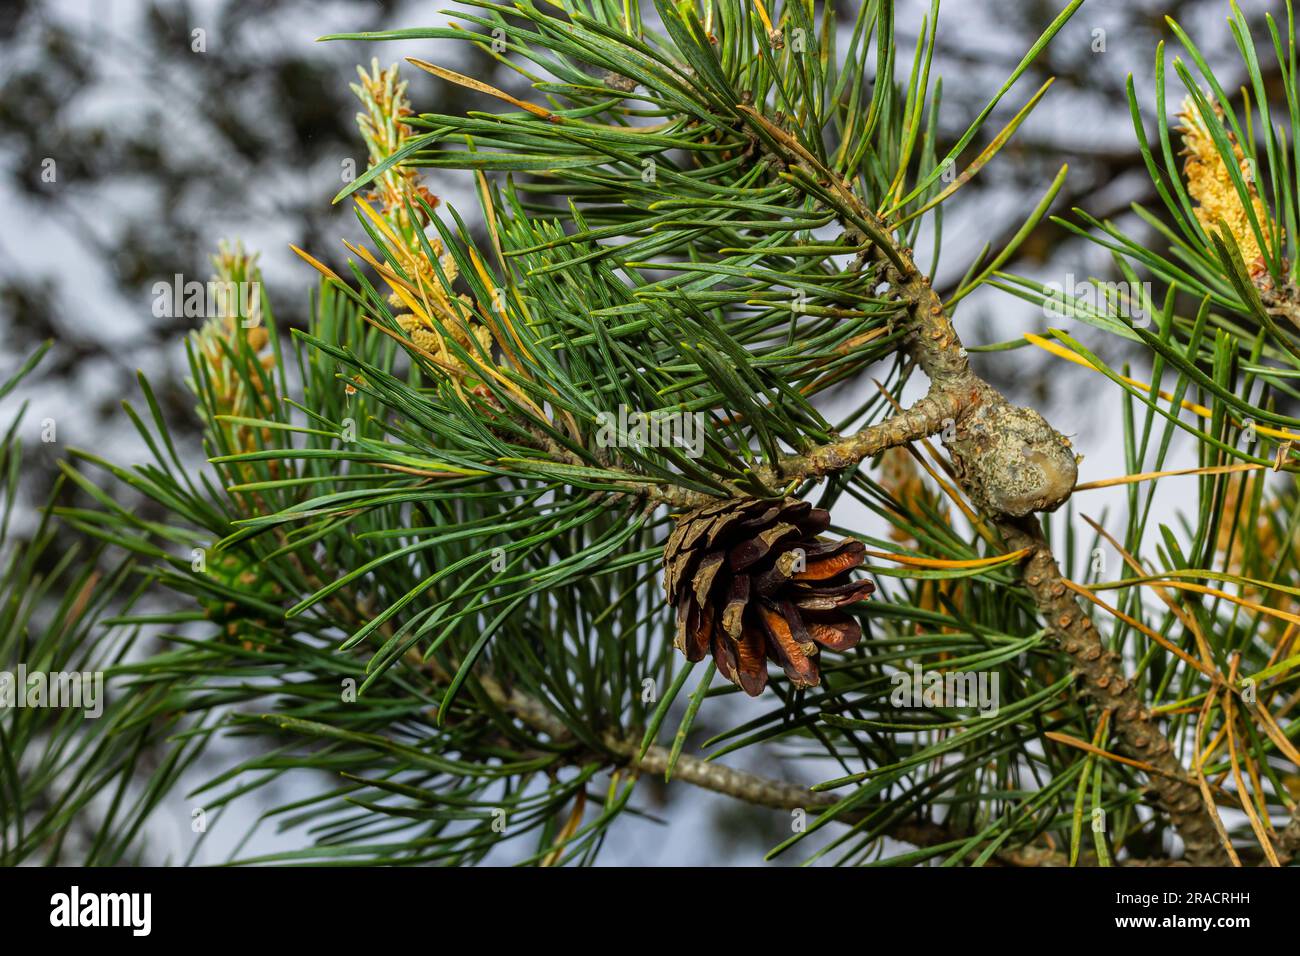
468;175;572;426
352;236;496;386
375;462;484;478
1073;461;1267;491
362;315;462;375
836;326;888;355
862;547;1029;570
1090;577;1300;627
1249;701;1300;767
1262;621;1299;673
1226;649;1281;837
541;791;587;867
476;169;508;275
903;442;997;548
1025;333;1300;444
463;254;583;441
353;196;405;250
1196;722;1229;774
1122;567;1300;601
1045;732;1162;775
289;244;343;283
342;239;407;288
406;58;554;119
1243;742;1273;833
1060;577;1215;678
346;243;447;329
1081;514;1214;671
464;243;534;368
1223;687;1281;866
343;240;459;331
1193;689;1245;866
1068;711;1112;867
390;269;449;329
365;308;547;423
1195;776;1244;865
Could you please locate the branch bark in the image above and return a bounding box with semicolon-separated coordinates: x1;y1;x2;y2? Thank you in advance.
996;517;1228;865
1279;805;1300;866
621;384;972;509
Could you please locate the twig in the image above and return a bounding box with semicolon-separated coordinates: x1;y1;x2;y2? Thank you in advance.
622;385;974;509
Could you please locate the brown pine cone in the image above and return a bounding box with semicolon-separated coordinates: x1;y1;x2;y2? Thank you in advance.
663;497;874;696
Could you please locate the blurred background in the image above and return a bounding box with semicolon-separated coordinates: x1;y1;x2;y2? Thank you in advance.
0;0;1275;864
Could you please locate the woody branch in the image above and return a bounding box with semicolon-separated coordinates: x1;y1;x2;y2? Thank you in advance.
625;104;1231;865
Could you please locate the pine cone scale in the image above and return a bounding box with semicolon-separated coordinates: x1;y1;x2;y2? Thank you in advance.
792;539;866;580
758;600;820;687
692;550;726;606
805;613;862;651
721;574;749;639
734;626;769;696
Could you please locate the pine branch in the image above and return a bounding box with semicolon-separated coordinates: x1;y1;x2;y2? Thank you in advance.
53;0;1289;867
424;639;1190;867
303;2;1245;863
734;109;1230;863
460;656;1084;866
881;238;1228;867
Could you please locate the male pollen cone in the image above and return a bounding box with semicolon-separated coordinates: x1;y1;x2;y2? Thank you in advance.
663;497;874;696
